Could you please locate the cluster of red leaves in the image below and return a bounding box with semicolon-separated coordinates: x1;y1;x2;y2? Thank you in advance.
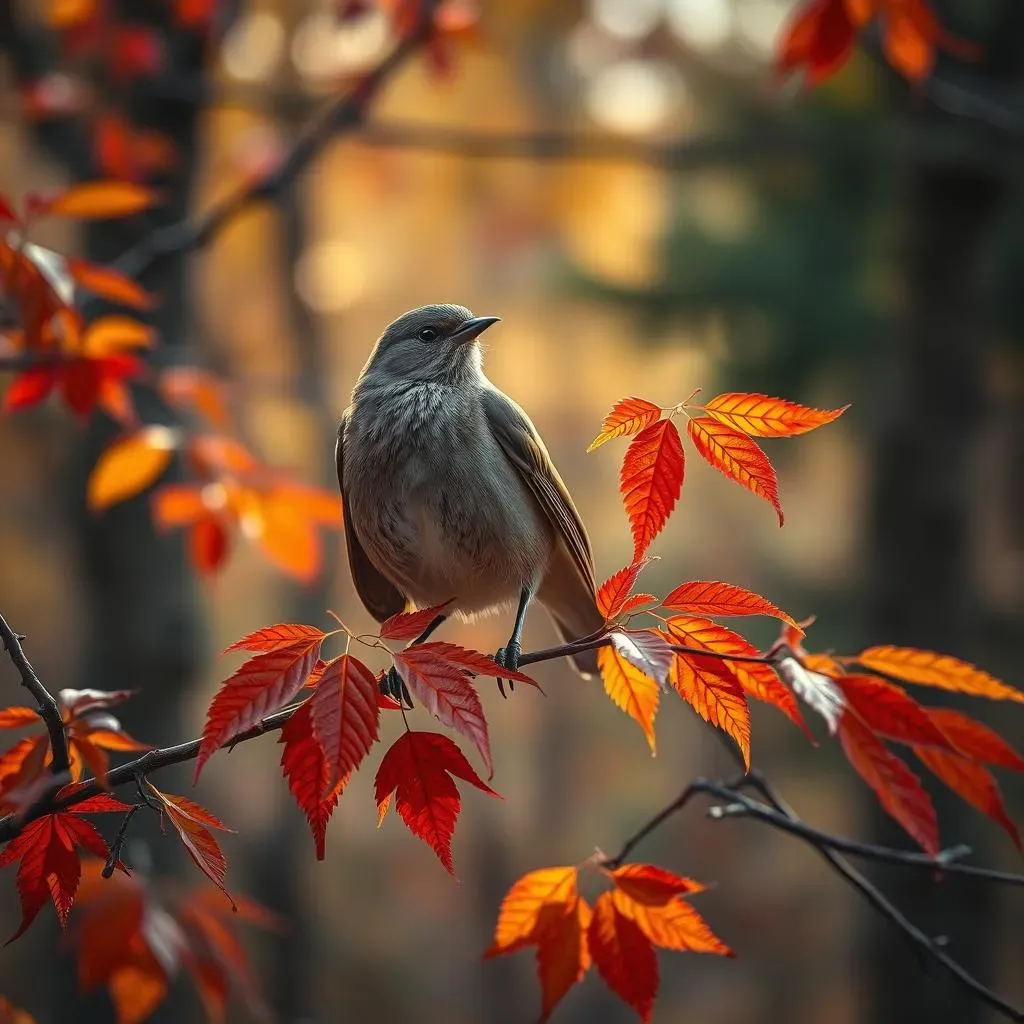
777;0;979;85
775;625;1024;854
195;610;532;870
88;369;343;583
591;392;848;557
372;0;481;79
71;860;276;1024
486;863;732;1021
0;182;158;421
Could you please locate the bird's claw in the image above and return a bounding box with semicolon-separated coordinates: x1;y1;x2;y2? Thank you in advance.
495;640;522;699
381;667;414;709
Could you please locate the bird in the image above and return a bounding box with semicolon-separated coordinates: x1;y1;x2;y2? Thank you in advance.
336;303;604;701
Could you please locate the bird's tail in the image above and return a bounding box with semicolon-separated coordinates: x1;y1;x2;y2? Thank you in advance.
539;570;605;680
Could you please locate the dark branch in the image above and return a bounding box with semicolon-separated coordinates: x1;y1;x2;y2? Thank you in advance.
0;614;69;775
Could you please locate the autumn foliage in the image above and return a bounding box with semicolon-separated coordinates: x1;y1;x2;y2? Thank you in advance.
0;2;1014;1023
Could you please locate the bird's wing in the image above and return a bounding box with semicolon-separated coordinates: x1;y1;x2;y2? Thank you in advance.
481;386;597;598
336;414;406;622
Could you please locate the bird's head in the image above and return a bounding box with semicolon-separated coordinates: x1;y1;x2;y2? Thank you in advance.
361;304;500;386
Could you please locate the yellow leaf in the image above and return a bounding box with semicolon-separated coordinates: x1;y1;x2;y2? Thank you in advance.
597;645;660;754
45;181;159;220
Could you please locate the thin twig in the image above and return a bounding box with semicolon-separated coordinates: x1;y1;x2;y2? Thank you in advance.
0;614;68;775
102;805;141;878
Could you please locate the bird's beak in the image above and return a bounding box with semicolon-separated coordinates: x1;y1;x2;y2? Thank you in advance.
450;316;500;344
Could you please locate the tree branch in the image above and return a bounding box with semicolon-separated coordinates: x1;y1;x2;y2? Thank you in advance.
0;614;68;776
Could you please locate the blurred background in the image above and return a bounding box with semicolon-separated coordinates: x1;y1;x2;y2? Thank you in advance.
0;0;1022;1021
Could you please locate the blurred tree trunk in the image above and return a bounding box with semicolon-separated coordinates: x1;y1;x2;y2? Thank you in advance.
863;4;1024;1021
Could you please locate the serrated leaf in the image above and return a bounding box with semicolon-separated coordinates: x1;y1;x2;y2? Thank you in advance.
373;731;498;874
597;560;652;620
661;580;797;628
485;866;579;957
836;675;957;751
620;419;685;560
838;713;938;854
588;397;662;452
609;629;673;688
610;864;705;905
598;645;660;754
0;708;40;728
411;641;539;687
687;416;783;525
379;600;455;642
588;891;658;1023
308;655;380;791
395;648;492;777
196;636;323;779
611;888;733;955
537;897;591;1023
926;708;1024;772
856;646;1024;703
703;393;848;437
223;623;326;655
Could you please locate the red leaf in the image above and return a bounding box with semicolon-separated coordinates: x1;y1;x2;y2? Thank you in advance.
597;560;651;620
536;897;591;1023
620;419;685;560
618;593;658;616
223;623;326;655
914;746;1021;851
0;812;109;941
588;397;662;452
776;0;855;85
196;636;323;779
146;784;234;906
486;866;580;958
279;701;346;860
308;655;380;791
394;647;492;777
3;368;57;413
926;708;1024;772
411;641;539;686
836;675;957;751
0;708;40;729
610;864;705;905
588;891;658;1023
687;416;783;525
373;731;499;874
703;393;848;437
661;580;797;628
838;713;938;854
66;257;153;310
379;600;455;641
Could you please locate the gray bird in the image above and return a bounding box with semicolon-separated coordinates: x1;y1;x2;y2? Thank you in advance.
337;304;603;698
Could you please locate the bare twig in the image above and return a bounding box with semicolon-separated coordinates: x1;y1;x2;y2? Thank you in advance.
0;614;68;775
102;804;141;878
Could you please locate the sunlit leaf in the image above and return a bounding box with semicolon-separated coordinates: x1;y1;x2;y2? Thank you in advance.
597;560;652;620
485;865;579;957
588;397;661;452
856;646;1024;703
82;316;153;357
309;655;380;791
379;599;455;642
703;393;848;438
87;426;179;511
66;257;153;309
836;674;957;752
620;419;685;561
44;181;158;219
609;864;705;906
598;645;661;754
588;891;658;1023
926;708;1024;772
611;887;733;955
661;580;797;628
224;623;326;655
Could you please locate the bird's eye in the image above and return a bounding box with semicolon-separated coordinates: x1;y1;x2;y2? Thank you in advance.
417;326;439;342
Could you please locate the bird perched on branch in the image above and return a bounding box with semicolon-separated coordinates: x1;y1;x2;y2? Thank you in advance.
337;304;603;700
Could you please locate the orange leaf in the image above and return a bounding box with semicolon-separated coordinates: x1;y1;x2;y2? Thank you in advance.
661;580;797;628
44;181;158;219
146;784;234;906
537;897;591;1023
588;397;662;452
687;416;783;525
66;257;153;309
608;629;674;687
82;316;153;357
189;516;229;576
588;891;658;1023
395;646;492;776
379;599;456;642
151;483;207;530
611;888;733;955
308;655;380;791
196;635;324;779
926;708;1024;772
836;675;957;751
914;746;1021;851
703;393;848;438
87;426;179;511
838;713;938;854
252;489;321;584
0;708;40;728
882;2;935;80
619;593;658;616
610;864;705;905
620;419;685;560
663;617;751;768
597;560;651;620
373;731;498;874
159;367;230;429
598;645;660;754
485;865;579;957
855;646;1024;703
279;700;347;860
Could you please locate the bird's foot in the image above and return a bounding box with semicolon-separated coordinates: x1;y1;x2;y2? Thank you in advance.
495;640;522;699
381;667;414;709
